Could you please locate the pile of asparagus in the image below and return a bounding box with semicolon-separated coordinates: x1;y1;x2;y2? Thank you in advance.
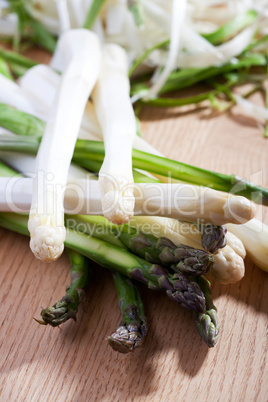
0;209;222;351
0;1;268;354
0;99;264;352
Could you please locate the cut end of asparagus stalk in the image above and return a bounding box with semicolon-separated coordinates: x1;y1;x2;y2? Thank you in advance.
107;304;147;353
99;175;135;225
28;214;66;262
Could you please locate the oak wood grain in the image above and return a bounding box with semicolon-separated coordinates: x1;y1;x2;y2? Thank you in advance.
0;49;267;402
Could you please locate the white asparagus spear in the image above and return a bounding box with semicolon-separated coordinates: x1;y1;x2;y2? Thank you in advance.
134;182;256;225
0;151;95;180
91;43;136;225
143;0;187;99
0;74;45;118
0;177;256;225
209;245;245;284
28;29;101;263
225;231;246;259
226;218;268;272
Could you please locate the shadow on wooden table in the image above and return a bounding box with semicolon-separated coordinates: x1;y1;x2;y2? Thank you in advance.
227;111;261;129
140;104;208;122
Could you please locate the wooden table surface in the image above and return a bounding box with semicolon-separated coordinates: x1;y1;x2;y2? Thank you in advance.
0;49;268;402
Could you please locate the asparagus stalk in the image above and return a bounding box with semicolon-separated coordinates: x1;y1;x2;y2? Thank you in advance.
7;0;57;52
83;0;107;30
91;44;136;225
0;160;22;177
143;0;187;100
0;48;38;70
0;103;44;136
0;57;13;80
0;212;206;314
27;29;101;263
131;52;266;96
128;0;145;28
29;19;57;53
7;61;28;78
108;272;147;353
202;10;258;45
193;276;220;348
36;250;90;327
226;219;268;273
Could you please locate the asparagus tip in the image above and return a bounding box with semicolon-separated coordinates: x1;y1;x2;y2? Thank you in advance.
195;309;220;348
201;224;227;254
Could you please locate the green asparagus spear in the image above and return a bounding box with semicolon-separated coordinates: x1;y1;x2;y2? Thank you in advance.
128;0;145;27
65;215;213;276
29;19;57;53
83;0;107;30
131;53;266;96
36;250;90;327
202;10;258;45
7;61;28;77
0;57;13;80
193;276;220;348
108;272;147;353
0;160;22;177
66;140;268;204
7;0;57;52
0;212;206;313
0;48;38;69
0;104;45;136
